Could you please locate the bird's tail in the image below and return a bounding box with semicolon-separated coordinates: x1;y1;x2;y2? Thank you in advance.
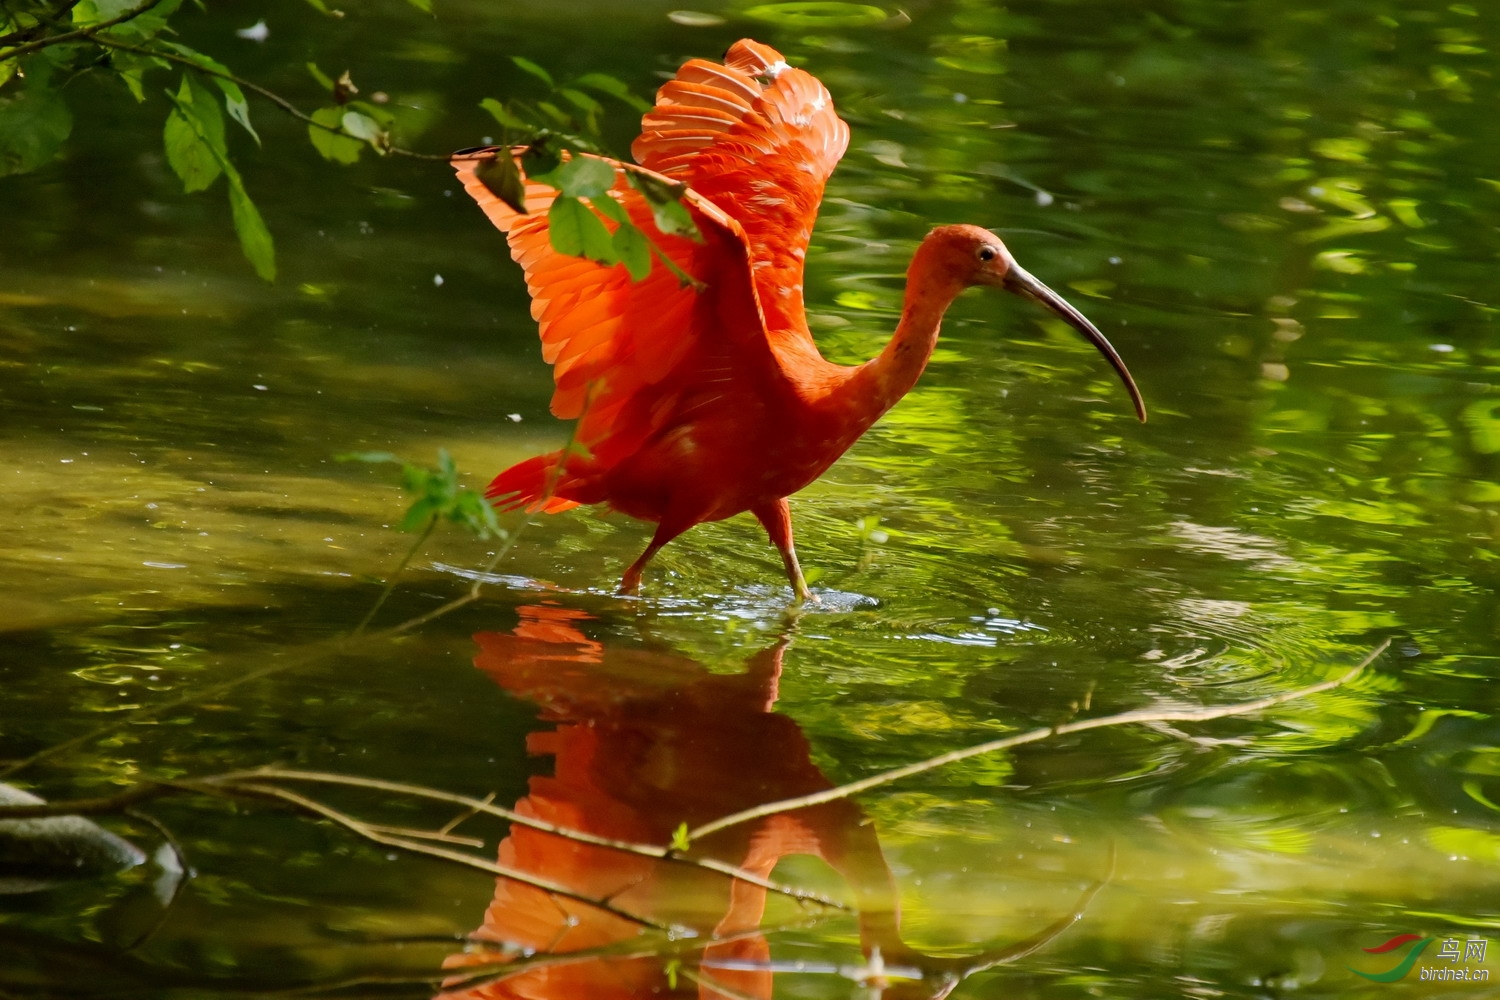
487;452;583;514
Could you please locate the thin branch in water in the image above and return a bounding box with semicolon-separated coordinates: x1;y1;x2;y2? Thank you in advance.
687;639;1393;843
436;917;829;997
118;807;192;952
227;780;674;933
235;767;844;910
354;513;437;635
437;789;496;838
360;822;486;850
0;781;171;818
680;966;766;1000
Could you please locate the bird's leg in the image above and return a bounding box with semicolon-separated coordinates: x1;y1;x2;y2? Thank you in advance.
619;518;692;595
752;499;818;603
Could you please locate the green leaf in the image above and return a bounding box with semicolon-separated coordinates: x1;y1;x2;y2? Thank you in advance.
521;138;561;181
590;192;627;224
226;170;276;281
308;105;362;164
215;81;259;146
454;491;503;539
109;51;167;103
306;61;336;92
406;0;433;11
379;450;504;540
479;97;527;132
341;110;382;144
670;822;691;852
535;100;569;126
76;0;186;39
548;195;616;264
476;153;527;214
629;171;701;241
399;497;438;533
165;75;276;281
347;99;395;129
163;108;220;191
557;87;601;115
650;194;698;241
573;72;651;112
0;81;72;177
611;219;652;281
73;0;139;24
160;43;259;145
162;75;226;193
511;56;554;88
555;155;615;199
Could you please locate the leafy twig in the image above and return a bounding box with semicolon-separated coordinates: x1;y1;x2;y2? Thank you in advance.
0;0;162;60
0;0;81;46
86;35;449;161
352;513;436;635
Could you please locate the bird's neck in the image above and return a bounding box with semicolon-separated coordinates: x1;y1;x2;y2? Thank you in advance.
842;265;965;427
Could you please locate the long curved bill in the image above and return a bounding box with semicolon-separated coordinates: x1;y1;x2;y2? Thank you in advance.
1003;261;1148;422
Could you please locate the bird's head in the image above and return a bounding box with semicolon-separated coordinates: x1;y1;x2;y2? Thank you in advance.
919;225;1147;422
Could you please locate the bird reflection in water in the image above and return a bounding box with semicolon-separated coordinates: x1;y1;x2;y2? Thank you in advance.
441;604;1102;999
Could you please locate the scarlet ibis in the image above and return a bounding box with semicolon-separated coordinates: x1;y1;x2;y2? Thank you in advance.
452;39;1145;600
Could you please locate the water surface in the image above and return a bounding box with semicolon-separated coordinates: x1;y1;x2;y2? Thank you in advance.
3;0;1499;997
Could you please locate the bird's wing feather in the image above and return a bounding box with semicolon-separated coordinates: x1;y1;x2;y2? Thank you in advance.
451;149;769;466
633;40;850;336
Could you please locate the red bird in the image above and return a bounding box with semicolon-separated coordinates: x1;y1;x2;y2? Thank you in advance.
452;39;1145;600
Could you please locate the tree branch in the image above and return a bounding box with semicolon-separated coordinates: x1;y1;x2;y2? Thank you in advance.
224;779;675;932
0;0;162;60
0;781;171;817
0;0;81;47
687;639;1393;843
236;767;846;911
87;35;450;161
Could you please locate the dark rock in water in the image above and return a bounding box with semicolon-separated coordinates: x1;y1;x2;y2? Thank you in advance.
0;783;147;894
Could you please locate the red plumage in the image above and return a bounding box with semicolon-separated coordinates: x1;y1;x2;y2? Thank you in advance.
451;40;1145;598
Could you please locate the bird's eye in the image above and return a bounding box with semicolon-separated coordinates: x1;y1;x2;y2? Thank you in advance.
977;245;998;262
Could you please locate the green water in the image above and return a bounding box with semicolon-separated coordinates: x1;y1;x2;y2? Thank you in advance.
3;0;1499;996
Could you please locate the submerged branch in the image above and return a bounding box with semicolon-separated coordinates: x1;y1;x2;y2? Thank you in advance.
687;639;1393;843
223;779;674;932
0;764;842;920
223;767;845;910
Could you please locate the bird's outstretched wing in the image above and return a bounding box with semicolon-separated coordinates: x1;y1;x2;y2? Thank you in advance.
633;39;850;335
451;40;848;511
450;149;757;428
